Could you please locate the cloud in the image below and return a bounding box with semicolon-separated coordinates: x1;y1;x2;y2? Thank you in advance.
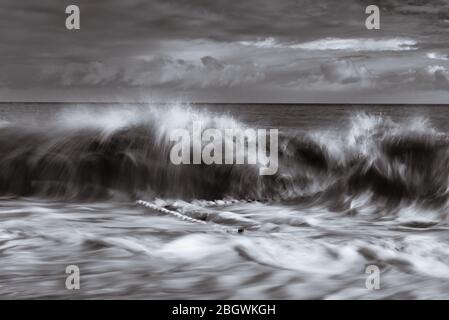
240;37;418;52
295;37;418;51
60;62;120;86
239;38;281;49
41;56;264;89
376;64;449;92
201;56;224;70
415;65;449;90
427;52;449;61
320;59;371;84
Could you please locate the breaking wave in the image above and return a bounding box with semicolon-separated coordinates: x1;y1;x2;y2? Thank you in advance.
0;104;448;215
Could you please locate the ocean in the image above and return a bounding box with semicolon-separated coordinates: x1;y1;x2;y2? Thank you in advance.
1;102;449;299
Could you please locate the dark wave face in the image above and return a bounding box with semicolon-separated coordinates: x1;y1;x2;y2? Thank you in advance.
0;105;447;215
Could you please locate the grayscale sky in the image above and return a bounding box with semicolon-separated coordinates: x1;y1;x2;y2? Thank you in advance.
1;0;449;103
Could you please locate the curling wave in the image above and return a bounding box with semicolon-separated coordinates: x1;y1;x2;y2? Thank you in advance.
0;105;448;214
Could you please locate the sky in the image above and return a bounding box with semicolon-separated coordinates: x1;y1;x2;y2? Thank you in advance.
1;0;449;103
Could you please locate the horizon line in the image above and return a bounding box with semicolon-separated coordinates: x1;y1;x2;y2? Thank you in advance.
1;101;449;106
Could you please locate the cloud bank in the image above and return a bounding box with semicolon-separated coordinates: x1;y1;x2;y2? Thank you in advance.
1;0;449;102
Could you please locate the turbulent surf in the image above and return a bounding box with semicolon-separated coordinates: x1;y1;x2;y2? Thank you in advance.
1;103;449;299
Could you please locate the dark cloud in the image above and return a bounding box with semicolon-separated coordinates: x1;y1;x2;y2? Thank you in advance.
201;56;224;71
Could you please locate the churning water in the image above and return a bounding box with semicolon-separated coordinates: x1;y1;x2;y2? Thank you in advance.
1;103;449;299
